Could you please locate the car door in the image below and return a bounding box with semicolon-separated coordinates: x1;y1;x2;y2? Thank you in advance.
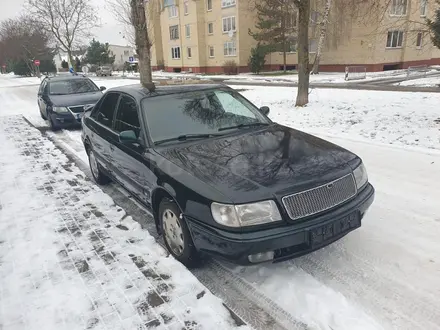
38;79;48;115
112;94;152;203
88;92;121;175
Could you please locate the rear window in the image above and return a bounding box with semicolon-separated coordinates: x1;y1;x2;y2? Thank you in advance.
49;79;99;95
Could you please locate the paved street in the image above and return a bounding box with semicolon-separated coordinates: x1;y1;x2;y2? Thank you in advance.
0;115;249;330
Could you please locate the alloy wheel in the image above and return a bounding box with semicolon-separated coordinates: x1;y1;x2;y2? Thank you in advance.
162;209;184;256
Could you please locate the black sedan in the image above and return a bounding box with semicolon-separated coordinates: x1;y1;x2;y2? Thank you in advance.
81;83;375;267
38;75;106;130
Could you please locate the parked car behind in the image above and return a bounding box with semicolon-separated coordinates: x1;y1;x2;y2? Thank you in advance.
81;82;375;267
96;66;113;77
38;75;106;130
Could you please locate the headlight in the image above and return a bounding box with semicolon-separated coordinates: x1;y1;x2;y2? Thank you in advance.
353;163;368;189
211;200;282;227
52;106;69;114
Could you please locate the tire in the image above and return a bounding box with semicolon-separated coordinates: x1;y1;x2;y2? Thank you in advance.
159;200;200;268
88;148;111;185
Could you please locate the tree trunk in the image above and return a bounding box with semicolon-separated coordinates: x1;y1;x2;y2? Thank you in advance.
283;41;287;72
311;0;332;75
67;50;74;71
131;0;153;86
295;0;310;107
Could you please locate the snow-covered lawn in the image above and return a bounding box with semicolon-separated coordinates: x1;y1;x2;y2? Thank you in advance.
237;85;440;151
1;74;440;330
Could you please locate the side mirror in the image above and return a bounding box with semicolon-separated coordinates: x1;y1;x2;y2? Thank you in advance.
100;86;106;91
259;106;270;116
119;130;138;144
83;104;94;112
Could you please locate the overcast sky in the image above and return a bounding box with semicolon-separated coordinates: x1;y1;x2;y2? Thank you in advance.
1;0;128;46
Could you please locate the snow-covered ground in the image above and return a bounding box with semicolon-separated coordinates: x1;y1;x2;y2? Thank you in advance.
1;74;440;330
395;75;440;87
112;68;432;84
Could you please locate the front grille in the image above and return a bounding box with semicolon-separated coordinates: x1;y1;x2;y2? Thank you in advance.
68;106;84;113
282;174;357;220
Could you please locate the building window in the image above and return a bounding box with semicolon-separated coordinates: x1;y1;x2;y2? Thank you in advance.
224;41;236;56
187;47;192;58
208;22;214;34
310;11;319;25
309;39;317;53
184;1;189;15
221;0;236;8
420;0;427;16
209;46;215;57
185;24;191;38
288;39;297;52
169;25;179;40
390;0;407;16
416;32;423;48
171;46;181;59
386;31;404;48
222;16;236;33
207;0;212;11
168;5;178;18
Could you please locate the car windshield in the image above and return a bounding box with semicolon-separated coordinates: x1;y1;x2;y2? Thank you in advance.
141;89;270;144
49;79;99;95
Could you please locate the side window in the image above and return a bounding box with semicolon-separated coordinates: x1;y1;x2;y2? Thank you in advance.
95;93;120;128
114;95;141;138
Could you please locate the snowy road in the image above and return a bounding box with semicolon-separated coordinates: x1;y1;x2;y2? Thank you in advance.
1;75;440;330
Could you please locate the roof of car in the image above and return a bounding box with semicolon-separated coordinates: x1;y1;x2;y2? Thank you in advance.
108;82;227;98
44;74;90;82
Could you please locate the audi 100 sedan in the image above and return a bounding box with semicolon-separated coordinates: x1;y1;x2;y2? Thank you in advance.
81;83;375;267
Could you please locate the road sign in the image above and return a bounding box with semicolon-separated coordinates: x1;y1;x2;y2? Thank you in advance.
34;60;40;66
2;65;5;68
82;66;89;74
129;56;134;63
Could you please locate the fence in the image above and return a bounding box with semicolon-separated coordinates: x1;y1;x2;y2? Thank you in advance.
406;65;429;78
344;66;367;81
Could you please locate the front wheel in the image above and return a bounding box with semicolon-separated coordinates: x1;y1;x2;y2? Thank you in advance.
48;116;59;131
159;200;200;268
88;148;110;185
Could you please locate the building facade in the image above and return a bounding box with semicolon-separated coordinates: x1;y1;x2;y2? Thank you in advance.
148;0;440;73
108;45;137;69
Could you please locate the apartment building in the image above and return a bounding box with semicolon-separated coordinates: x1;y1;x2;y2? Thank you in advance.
148;0;440;73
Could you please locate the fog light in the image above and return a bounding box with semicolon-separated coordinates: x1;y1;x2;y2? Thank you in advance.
248;251;274;263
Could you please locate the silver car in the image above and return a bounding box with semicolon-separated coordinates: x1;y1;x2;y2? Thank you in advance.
96;66;112;77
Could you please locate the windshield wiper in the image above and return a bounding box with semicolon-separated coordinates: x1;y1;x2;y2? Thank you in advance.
154;133;223;145
218;122;270;132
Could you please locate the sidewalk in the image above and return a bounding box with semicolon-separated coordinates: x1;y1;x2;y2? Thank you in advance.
0;115;250;330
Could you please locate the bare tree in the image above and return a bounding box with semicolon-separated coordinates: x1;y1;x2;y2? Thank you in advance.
105;0;136;46
293;0;311;106
311;0;332;74
26;0;98;68
130;0;154;87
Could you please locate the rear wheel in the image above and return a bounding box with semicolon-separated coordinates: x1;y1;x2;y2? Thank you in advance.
159;200;200;268
88;148;110;185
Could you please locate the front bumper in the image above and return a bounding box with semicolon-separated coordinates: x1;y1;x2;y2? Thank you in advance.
186;183;375;265
50;112;82;128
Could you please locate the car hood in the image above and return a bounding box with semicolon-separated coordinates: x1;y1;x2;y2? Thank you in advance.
49;92;102;107
156;124;358;203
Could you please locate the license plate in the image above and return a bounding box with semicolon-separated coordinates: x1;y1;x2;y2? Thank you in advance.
309;212;360;247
